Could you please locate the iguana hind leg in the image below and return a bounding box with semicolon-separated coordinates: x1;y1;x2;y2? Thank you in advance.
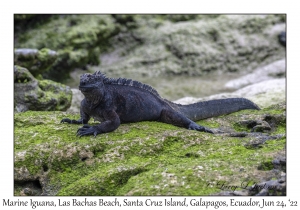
159;108;213;133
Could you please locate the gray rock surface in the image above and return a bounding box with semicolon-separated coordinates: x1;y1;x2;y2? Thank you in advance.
67;89;84;113
175;78;285;109
225;59;286;89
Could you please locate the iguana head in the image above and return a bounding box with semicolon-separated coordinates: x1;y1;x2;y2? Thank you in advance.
79;71;105;105
79;71;102;88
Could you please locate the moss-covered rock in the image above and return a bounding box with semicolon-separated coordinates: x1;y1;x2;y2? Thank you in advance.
14;48;57;77
14;15;286;82
99;15;286;77
14;65;72;112
14;15;118;82
14;101;286;196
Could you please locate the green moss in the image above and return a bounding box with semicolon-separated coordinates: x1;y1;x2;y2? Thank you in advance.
14;65;34;84
196;119;220;129
15;66;71;112
31;79;73;111
258;160;274;171
14;48;57;77
14;104;286;195
37;48;57;63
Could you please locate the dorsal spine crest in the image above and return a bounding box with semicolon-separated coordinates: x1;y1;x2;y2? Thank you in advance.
93;71;160;96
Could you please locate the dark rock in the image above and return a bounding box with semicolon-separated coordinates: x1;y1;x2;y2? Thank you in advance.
278;31;286;47
249;175;286;196
229;132;248;137
236;120;271;133
18;181;43;196
237;113;285;133
272;156;286;172
244;133;284;149
251;121;271;132
237;120;258;129
214;168;286;196
263;114;286;130
255;189;269;196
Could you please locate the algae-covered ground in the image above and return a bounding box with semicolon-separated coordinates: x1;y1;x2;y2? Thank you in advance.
14;103;286;196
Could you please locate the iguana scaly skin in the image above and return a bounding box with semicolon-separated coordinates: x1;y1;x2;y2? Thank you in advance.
61;71;260;137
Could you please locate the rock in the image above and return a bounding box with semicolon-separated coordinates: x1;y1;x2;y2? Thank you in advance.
263;113;286;130
174;78;285;109
278;31;286;47
251;121;271;132
213;190;250;196
14;15;118;82
99;15;285;77
14;98;286;195
272;155;286;172
224;59;286;89
14;48;57;77
233;78;285;97
249;175;286;196
214;151;286;196
215;173;286;196
14;15;285;81
234;79;285;107
236;120;271;132
14;66;72;112
67;89;84;113
244;134;284;149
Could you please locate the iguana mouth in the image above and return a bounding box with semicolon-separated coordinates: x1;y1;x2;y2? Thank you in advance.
79;85;94;91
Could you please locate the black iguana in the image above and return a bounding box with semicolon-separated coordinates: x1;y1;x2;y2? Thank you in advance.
61;71;260;136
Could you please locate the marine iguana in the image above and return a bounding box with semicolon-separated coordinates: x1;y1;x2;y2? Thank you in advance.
61;71;260;137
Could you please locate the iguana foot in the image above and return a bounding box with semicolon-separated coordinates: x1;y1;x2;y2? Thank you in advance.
61;118;84;124
61;118;72;123
77;125;100;137
188;123;214;134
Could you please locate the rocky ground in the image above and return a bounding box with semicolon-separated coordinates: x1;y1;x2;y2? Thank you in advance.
14;100;286;196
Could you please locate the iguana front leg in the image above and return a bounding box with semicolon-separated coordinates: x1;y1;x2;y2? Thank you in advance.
60;118;87;124
61;108;90;124
77;110;121;137
160;108;213;134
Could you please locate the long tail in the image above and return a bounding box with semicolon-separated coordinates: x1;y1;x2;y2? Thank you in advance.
177;98;260;121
